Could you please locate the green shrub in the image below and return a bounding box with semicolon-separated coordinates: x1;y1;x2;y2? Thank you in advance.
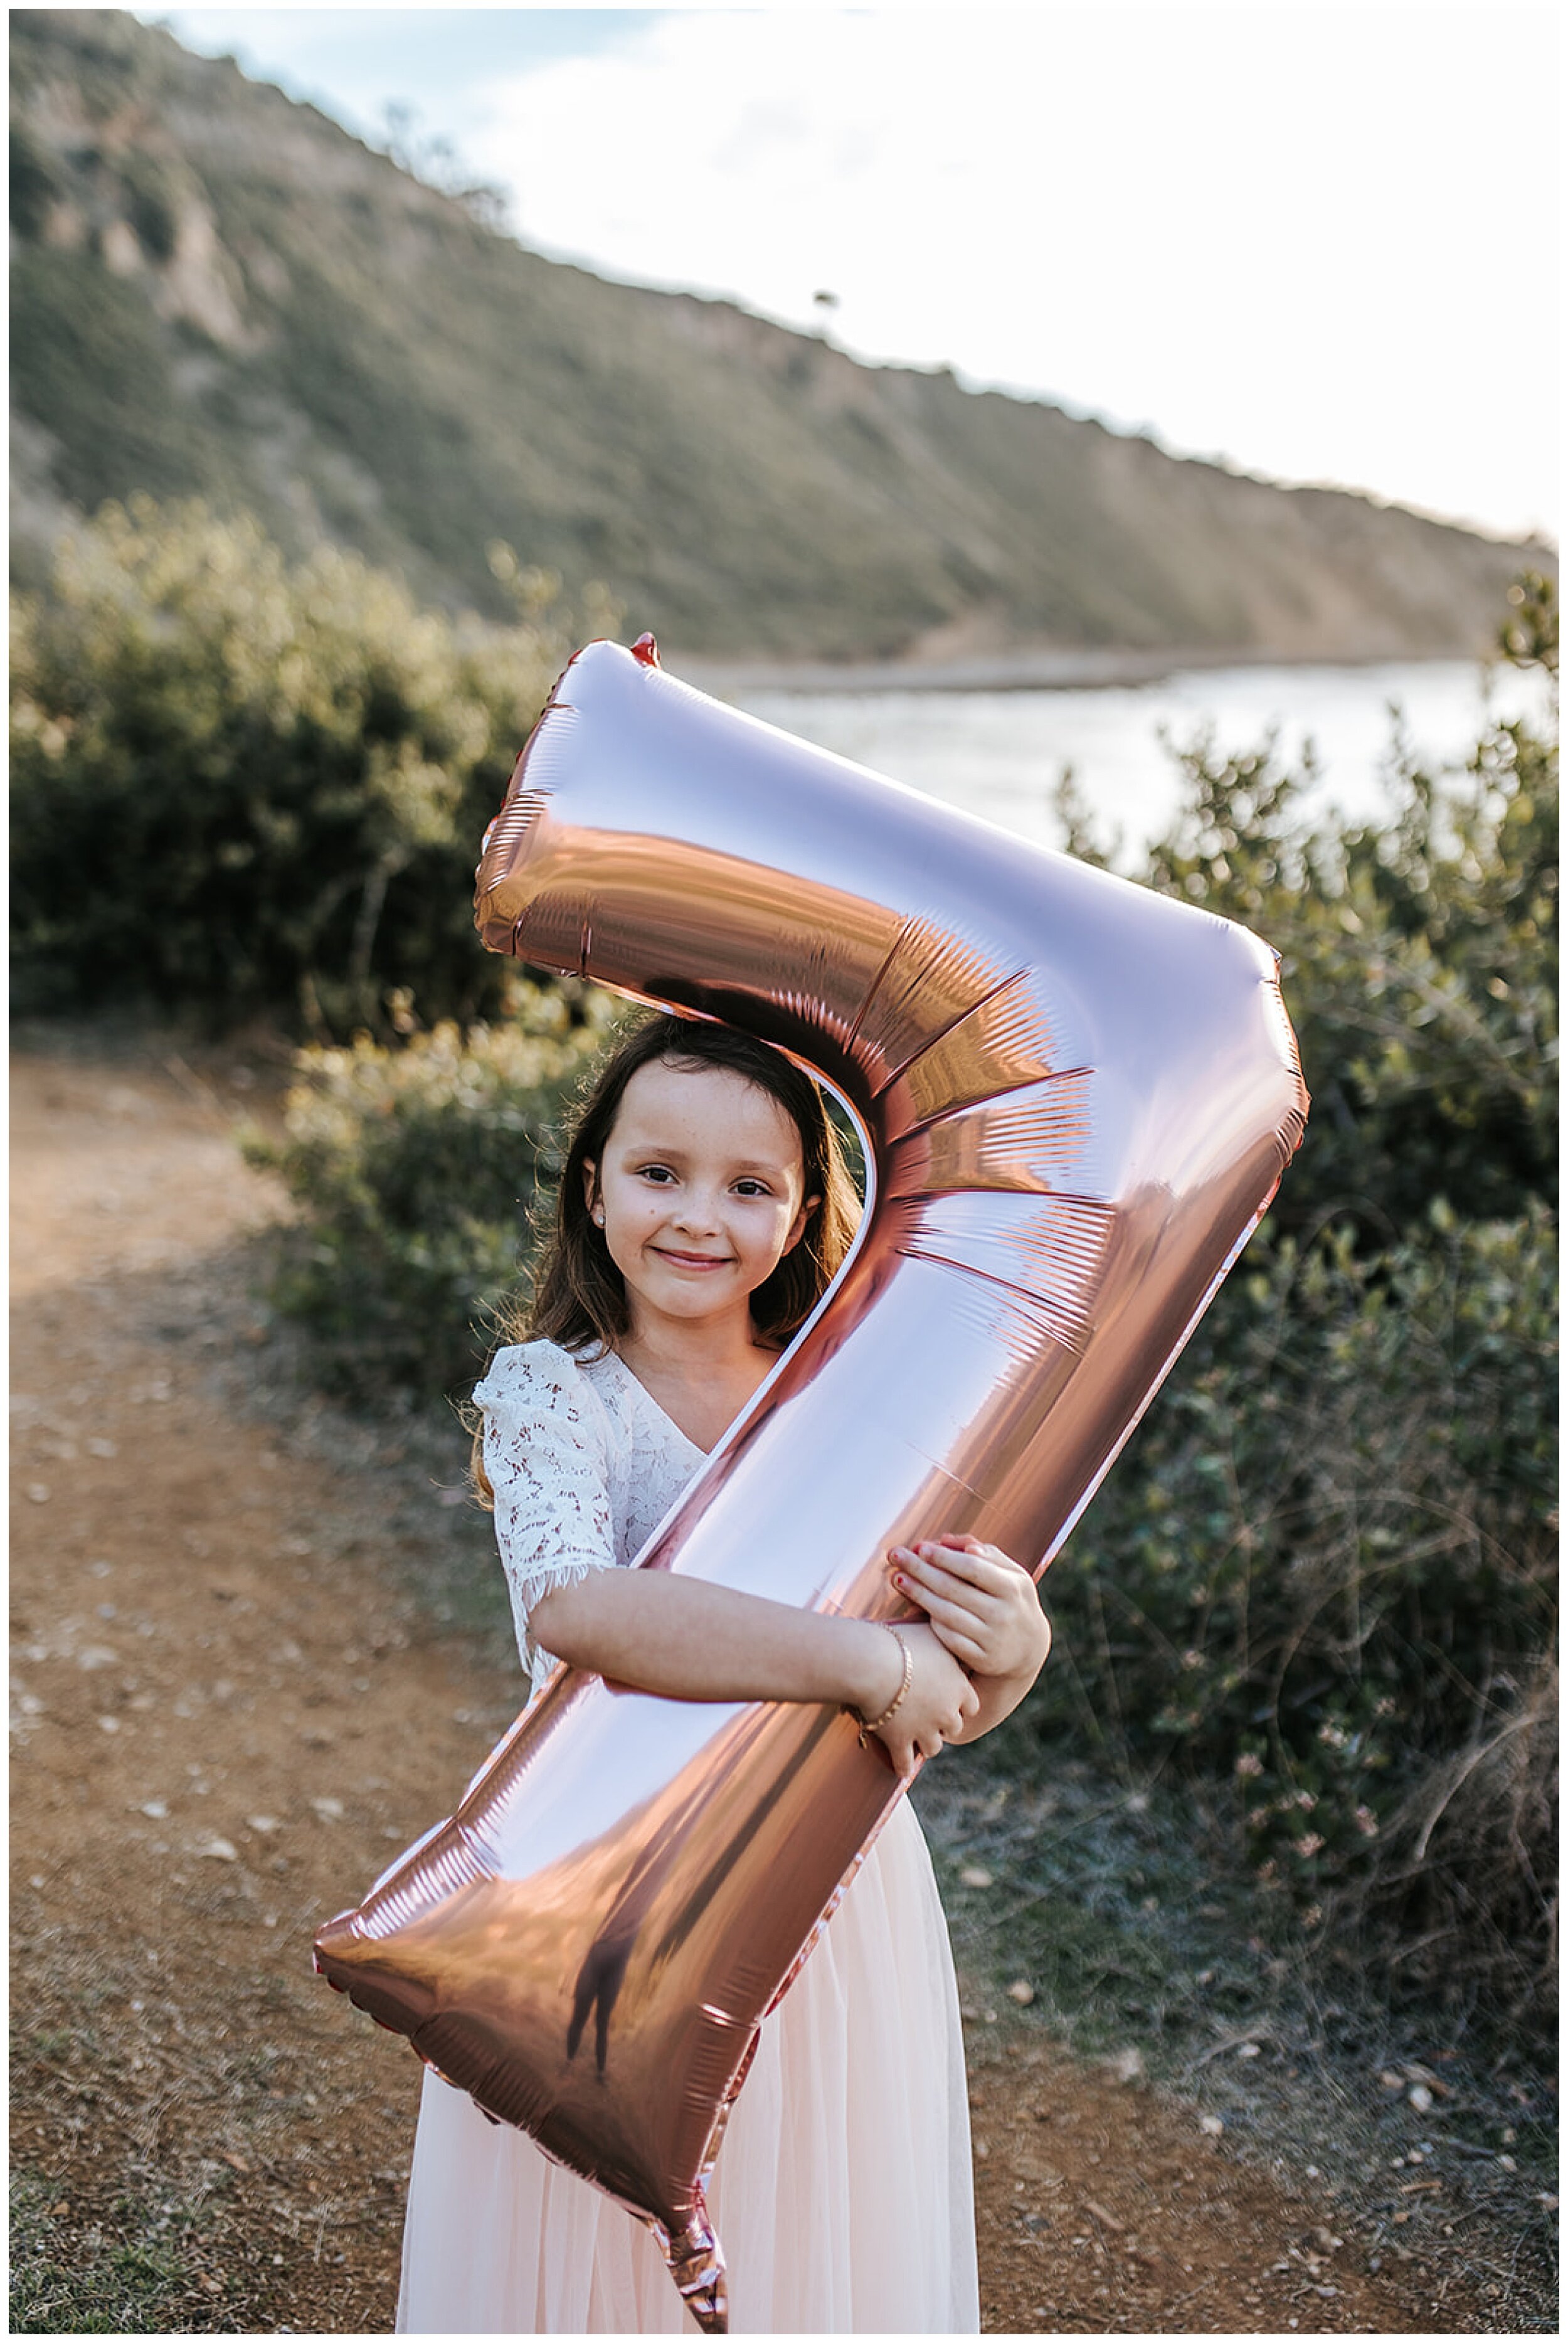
248;986;623;1399
9;498;601;1032
1041;576;1559;2014
1041;1202;1557;2015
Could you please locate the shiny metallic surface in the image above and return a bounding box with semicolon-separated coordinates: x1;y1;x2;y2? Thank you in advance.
316;638;1308;2330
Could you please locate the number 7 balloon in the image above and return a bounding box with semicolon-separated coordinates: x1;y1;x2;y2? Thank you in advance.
314;634;1308;2330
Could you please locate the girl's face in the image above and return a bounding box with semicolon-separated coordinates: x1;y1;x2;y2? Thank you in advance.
585;1059;816;1338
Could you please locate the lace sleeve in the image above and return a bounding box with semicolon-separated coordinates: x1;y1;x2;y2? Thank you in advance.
474;1343;617;1703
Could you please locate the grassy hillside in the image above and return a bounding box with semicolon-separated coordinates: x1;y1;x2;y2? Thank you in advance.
10;11;1547;661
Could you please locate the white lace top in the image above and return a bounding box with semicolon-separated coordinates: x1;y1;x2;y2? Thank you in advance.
473;1337;709;1704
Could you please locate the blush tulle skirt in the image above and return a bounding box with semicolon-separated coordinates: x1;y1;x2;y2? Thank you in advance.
395;1798;979;2334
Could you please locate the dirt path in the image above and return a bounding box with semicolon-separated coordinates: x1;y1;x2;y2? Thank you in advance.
10;1039;1512;2333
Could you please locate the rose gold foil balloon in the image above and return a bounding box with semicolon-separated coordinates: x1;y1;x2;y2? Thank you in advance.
315;634;1307;2330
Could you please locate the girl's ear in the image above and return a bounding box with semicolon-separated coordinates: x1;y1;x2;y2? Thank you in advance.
582;1158;603;1226
782;1193;820;1255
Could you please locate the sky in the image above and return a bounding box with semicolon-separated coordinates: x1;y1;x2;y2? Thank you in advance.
139;5;1559;543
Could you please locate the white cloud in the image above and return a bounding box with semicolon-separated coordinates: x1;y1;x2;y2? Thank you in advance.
461;6;1558;539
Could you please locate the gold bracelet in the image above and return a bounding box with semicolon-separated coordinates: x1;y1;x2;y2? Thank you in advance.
850;1624;913;1749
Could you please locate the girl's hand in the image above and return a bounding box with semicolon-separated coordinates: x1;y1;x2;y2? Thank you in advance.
867;1621;979;1783
889;1536;1051;1684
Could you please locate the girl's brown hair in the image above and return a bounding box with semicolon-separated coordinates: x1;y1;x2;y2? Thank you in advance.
473;1014;863;1501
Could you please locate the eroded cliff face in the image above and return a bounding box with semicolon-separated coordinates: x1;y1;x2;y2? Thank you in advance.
11;11;1550;661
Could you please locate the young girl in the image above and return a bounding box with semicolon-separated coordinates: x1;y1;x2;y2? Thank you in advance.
396;1014;1052;2335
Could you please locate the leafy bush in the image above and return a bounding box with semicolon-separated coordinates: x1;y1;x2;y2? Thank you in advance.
247;986;623;1399
1179;723;1554;1235
9;499;607;1032
1041;576;1558;2016
1042;1203;1557;2017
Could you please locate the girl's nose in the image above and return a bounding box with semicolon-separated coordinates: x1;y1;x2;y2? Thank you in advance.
672;1189;723;1233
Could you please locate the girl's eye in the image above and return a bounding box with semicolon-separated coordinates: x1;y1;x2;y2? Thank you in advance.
638;1165;674;1183
734;1180;771;1198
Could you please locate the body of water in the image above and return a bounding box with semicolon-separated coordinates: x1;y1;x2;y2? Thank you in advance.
735;660;1552;865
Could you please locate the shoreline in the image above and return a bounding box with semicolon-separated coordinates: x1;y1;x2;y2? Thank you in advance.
674;642;1488;698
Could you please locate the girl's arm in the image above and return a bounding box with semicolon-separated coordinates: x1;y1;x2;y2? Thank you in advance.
531;1570;976;1782
886;1535;1052;1745
479;1344;975;1777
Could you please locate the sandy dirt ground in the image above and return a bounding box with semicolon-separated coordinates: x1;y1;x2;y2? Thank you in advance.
9;1038;1528;2333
